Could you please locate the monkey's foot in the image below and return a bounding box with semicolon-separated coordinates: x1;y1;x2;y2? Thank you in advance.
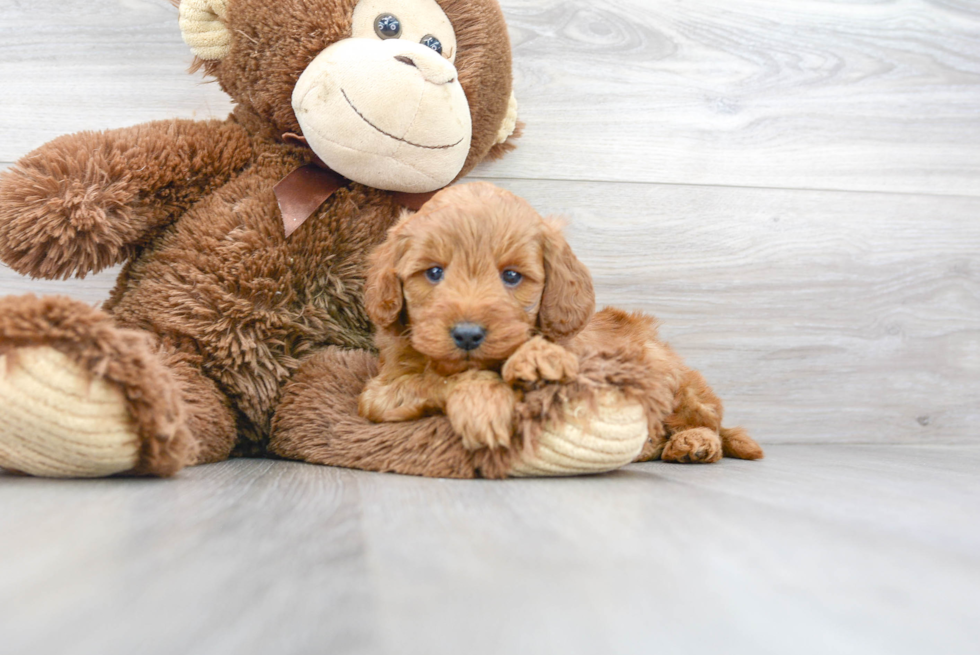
509;390;648;477
0;347;140;477
0;295;197;478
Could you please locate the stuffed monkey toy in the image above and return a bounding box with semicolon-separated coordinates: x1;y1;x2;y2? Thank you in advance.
0;0;753;479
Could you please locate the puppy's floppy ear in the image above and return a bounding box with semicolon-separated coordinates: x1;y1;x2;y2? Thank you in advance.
538;221;596;340
364;238;404;329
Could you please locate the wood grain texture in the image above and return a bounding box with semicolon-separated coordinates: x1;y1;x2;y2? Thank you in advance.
475;0;980;195
486;179;980;445
1;447;978;655
0;0;233;162
2;1;979;195
0;265;121;306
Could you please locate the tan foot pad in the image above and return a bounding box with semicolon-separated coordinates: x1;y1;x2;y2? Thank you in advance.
0;347;139;478
510;390;648;477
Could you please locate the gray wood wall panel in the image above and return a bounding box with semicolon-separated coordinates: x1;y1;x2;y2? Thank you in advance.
490;179;980;445
0;1;234;161
1;1;978;445
479;0;980;196
3;1;979;195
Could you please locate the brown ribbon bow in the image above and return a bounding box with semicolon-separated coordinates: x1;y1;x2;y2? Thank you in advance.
274;134;441;238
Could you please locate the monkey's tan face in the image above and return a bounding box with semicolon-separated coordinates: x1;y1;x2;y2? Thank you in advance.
291;0;472;193
179;0;519;192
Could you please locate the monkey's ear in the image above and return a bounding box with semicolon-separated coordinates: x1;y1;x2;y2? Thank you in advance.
538;221;595;341
485;94;522;161
178;0;232;61
364;239;405;329
495;93;519;145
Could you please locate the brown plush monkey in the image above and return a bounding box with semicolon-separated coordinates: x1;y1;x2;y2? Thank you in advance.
0;0;755;479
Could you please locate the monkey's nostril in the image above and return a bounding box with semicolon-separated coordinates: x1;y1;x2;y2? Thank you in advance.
394;55;417;68
451;323;487;352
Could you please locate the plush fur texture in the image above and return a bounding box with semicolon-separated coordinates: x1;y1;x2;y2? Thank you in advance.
180;0;518;181
0;295;200;476
358;183;593;450
573;308;763;463
270;347;515;478
0;0;522;475
0;120;253;280
355;183;763;465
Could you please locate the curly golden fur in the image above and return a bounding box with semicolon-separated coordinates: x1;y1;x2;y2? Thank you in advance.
359;183;764;462
359;182;593;449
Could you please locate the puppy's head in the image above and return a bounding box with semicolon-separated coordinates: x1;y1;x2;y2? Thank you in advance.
365;182;595;374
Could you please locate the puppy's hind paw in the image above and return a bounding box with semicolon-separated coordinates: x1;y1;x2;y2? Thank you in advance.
661;428;723;464
503;336;579;385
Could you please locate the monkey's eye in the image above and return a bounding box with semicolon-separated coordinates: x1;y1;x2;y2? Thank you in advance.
501;270;523;287
425;266;445;283
420;35;443;55
375;14;402;39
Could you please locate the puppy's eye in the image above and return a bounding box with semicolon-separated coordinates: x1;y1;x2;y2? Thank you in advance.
425;266;445;283
501;270;523;287
375;14;402;39
420;35;443;55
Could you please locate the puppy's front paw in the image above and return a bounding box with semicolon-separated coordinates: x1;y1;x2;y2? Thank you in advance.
503;337;579;385
358;377;434;423
661;428;723;464
446;374;516;450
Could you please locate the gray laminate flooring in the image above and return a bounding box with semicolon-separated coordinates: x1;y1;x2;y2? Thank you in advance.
1;2;979;652
2;444;978;655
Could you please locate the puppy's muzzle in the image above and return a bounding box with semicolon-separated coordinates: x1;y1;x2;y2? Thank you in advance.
451;323;486;351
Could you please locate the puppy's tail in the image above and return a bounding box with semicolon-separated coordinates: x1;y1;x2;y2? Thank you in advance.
720;426;764;460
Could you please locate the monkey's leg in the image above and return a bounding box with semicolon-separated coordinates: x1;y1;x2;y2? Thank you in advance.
270;347;515;479
0;295;237;477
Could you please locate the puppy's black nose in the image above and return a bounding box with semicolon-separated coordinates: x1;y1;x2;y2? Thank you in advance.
451;323;486;351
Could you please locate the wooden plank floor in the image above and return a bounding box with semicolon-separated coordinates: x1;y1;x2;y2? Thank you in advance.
1;2;979;653
1;446;979;655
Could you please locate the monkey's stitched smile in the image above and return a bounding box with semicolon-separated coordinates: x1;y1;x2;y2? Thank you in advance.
341;89;464;151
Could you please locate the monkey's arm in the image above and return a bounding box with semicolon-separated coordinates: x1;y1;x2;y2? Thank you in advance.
0;118;253;279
